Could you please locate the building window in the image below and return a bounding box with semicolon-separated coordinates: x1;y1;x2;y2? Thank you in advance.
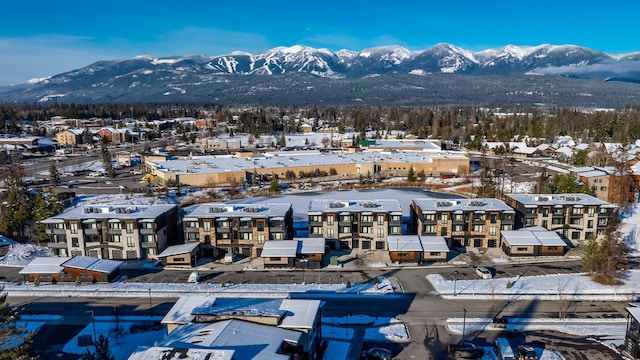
360;226;371;234
571;232;580;240
472;224;484;232
340;226;350;234
547;246;558;251
269;257;282;261
390;226;402;235
588;208;595;217
70;223;78;234
109;222;122;230
327;216;334;226
430;252;441;256
424;214;436;221
489;226;496;236
110;235;121;243
490;214;497;224
203;221;211;232
552;218;563;225
187;233;199;241
391;215;402;222
501;224;512;231
516;247;528;251
271;233;283;240
362;215;373;223
126;236;134;247
441;227;447;236
377;228;384;238
310;215;322;223
240;232;252;240
327;228;334;238
377;215;384;225
424;225;435;234
257;234;265;244
257;221;265;231
72;237;79;247
572;208;582;215
441;214;448;224
126;222;134;234
185;221;198;229
453;225;464;232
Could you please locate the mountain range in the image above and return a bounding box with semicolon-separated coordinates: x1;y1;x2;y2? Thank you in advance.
2;43;640;106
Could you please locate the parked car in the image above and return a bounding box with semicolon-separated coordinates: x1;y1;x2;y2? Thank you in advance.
187;271;201;284
494;337;516;360
448;341;482;359
129;169;143;175
516;345;538;360
475;266;493;279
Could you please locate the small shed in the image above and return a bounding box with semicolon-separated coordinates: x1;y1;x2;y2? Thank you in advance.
261;240;297;268
62;256;122;282
296;237;325;269
419;236;450;262
624;306;640;359
501;227;567;257
19;257;70;283
388;235;423;263
157;242;201;268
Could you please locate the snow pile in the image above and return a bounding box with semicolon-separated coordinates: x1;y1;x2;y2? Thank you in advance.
0;243;52;267
72;194;178;207
619;204;640;256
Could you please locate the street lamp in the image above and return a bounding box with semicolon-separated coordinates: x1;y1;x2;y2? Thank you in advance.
148;288;153;318
453;270;458;296
86;310;97;344
462;308;467;342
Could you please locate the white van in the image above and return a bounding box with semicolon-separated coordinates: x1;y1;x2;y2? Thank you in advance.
494;337;516;360
187;271;201;283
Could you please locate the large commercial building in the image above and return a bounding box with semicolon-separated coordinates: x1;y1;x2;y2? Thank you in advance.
181;202;295;258
307;199;403;251
145;150;469;187
503;193;617;242
410;198;515;249
40;204;178;260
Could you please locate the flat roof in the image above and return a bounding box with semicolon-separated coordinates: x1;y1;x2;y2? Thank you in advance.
297;237;326;254
419;236;450;252
628;307;640;321
149;150;468;176
412;198;514;212
41;204;176;223
505;193;614;207
184;202;292;219
161;295;216;325
308;199;402;213
387;235;449;252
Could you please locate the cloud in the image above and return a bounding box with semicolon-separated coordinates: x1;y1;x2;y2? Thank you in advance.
143;27;273;56
532;60;640;80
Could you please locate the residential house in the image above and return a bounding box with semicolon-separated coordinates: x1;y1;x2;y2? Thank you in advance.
40;204;178;260
625;306;640;359
410;198;515;249
19;256;122;283
503;193;617;243
181;202;295;259
308;199;403;251
157;242;201;268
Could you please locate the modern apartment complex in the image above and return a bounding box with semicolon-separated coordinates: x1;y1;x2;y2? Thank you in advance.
40;204;178;260
503;193;617;242
181;202;295;258
410;198;515;249
307;199;403;251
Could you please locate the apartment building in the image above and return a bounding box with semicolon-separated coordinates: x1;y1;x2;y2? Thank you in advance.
40;204;178;260
410;198;515;249
503;193;617;242
181;202;294;258
307;199;403;251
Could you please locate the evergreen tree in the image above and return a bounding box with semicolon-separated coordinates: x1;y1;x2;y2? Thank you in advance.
0;288;38;360
49;161;60;187
0;152;31;240
81;335;114;360
269;176;280;194
407;166;416;182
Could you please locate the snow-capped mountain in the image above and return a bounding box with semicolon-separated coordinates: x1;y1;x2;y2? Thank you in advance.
1;43;640;105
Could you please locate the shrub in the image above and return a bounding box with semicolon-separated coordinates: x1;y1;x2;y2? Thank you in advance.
506;280;512;288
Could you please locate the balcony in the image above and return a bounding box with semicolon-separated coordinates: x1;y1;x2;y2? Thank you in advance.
184;227;199;233
46;228;66;235
141;242;157;248
84;229;99;235
47;241;67;249
140;228;155;235
107;228;122;235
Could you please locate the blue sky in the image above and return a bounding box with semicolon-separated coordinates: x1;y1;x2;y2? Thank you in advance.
2;0;639;85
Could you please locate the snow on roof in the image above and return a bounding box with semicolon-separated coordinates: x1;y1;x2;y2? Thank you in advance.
297;237;326;254
161;320;300;360
578;170;608;178
419;236;450;252
387;235;423;251
161;295;216;325
157;242;200;258
19;257;70;274
308;199;402;213
260;240;298;258
184;203;291;219
279;298;322;329
62;256;122;273
555;147;574;156
501;229;566;247
628;307;640;321
505;193;614;207
127;346;234;360
412;198;514;212
42;203;176;223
